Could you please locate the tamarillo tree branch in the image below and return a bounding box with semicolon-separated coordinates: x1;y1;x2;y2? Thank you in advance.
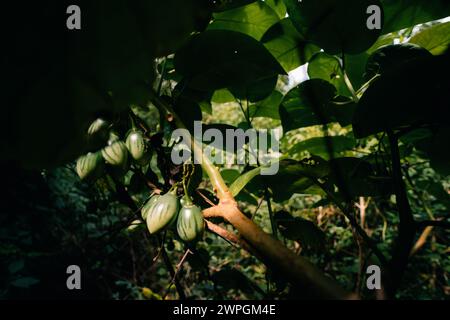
205;220;255;254
149;90;352;299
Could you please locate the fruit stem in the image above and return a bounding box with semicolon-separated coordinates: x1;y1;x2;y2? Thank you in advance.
340;52;359;103
181;176;192;206
168;184;179;195
129;113;137;130
149;90;230;200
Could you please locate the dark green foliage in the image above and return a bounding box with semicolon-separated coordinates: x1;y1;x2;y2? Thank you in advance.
174;30;285;97
308;53;352;96
274;211;326;250
364;44;432;81
280;79;337;132
1;0;449;301
208;1;279;40
284;0;383;54
353;52;450;138
265;157;329;201
381;0;450;34
262;18;320;72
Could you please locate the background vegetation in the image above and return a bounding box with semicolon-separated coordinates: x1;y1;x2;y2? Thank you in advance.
1;0;449;300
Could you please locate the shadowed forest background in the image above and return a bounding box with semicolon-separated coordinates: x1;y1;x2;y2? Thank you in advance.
1;1;449;300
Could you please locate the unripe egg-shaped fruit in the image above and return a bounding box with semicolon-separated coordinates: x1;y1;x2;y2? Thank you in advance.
146;193;179;234
177;204;204;242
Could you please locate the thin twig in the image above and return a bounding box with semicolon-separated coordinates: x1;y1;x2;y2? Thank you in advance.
265;188;278;239
160;243;186;300
163;249;192;300
157;58;167;96
196;189;216;206
316;181;388;266
251;196;265;221
152;231;167;263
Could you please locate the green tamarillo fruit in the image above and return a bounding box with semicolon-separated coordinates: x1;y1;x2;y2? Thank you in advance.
101;141;128;167
126;130;146;160
76;152;104;182
176;204;204;242
141;194;161;221
87;118;109;137
86;118;110;150
146;192;179;234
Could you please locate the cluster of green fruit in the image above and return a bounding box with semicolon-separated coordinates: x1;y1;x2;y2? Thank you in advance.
75;118;204;243
142;192;205;243
75;118;150;182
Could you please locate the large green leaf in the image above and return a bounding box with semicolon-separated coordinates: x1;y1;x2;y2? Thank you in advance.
265;157;330;201
352;53;450;138
230;75;278;102
381;0;450;35
220;168;241;185
274;211;325;249
344;53;370;92
284;0;383;54
211;89;236;104
208;1;280;40
172;95;202;133
173;80;213;118
400;127;450;176
261;18;320;72
174;30;286;93
249;90;283;119
173;79;213;102
131;0;212;56
279;79;337;133
212;0;258;12
410;21;450;56
229;167;263;197
364;43;432;81
308;52;351;97
201;123;265;154
327;97;357;127
265;0;287;19
287;136;356;160
201;124;239;151
329;157;393;197
345;33;398;90
414;128;450;176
